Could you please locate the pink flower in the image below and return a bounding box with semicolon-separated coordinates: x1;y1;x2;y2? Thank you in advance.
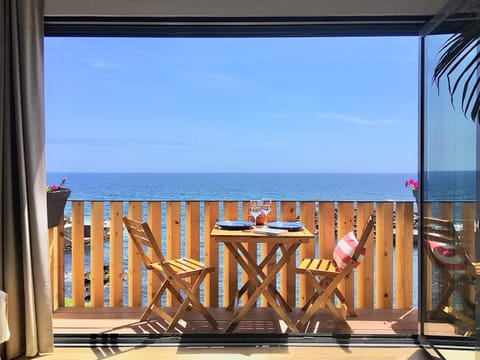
405;178;418;191
46;178;68;192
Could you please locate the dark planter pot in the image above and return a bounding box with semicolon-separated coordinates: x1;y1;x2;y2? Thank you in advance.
47;188;71;228
412;189;419;203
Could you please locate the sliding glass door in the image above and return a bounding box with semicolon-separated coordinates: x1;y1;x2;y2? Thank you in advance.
420;12;479;357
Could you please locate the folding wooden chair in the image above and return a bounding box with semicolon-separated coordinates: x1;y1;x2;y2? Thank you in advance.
296;215;375;332
123;217;217;332
424;217;475;333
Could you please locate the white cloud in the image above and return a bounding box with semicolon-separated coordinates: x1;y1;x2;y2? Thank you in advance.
86;59;120;69
316;113;403;126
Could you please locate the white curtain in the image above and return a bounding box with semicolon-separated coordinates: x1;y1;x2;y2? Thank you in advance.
0;0;54;358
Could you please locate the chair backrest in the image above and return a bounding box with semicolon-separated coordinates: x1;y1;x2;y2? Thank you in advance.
322;215;375;290
423;217;458;243
350;215;375;265
423;216;467;273
123;217;166;267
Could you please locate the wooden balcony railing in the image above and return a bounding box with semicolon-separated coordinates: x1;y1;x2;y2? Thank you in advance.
48;200;418;311
47;199;477;313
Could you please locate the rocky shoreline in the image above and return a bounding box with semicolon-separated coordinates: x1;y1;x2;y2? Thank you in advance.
63;217;110;249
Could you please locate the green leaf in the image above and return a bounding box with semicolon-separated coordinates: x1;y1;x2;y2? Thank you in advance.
432;19;480;124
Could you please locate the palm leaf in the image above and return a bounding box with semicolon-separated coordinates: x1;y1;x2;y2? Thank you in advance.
451;48;480;107
464;75;480;120
460;54;480;108
432;19;480;123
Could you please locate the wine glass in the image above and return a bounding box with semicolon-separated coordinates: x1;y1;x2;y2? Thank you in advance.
261;198;272;223
249;200;262;226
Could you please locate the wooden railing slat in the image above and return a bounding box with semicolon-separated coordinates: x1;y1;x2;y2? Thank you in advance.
147;202;162;305
109;201;124;307
90;201;105;307
462;202;475;260
204;201;219;307
395;202;413;309
71;201;85;307
127;201;142;307
317;202;335;259
261;201;277;307
242;201;257;306
166;201;181;306
280;201;297;308
49;220;65;310
337;202;355;309
223;201;239;306
423;202;433;311
356;201;374;309
186;201;200;260
186;201;200;297
299;201;316;307
375;202;393;309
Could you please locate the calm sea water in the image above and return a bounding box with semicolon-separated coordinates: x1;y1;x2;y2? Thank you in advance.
47;172;419;202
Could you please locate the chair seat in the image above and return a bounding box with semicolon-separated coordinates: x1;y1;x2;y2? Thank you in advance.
162;258;215;277
297;258;338;276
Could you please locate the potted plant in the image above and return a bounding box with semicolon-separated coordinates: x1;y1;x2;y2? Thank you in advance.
405;178;419;203
47;178;71;228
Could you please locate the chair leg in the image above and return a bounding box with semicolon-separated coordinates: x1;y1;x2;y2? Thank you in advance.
333;288;357;317
297;270;353;332
166;289;194;332
430;281;455;319
302;291;318;311
302;275;352;315
141;279;169;321
165;269;218;331
325;298;352;333
154;272;187;309
187;270;218;329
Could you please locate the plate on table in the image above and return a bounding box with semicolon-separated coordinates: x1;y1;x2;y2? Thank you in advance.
216;220;254;230
266;221;305;232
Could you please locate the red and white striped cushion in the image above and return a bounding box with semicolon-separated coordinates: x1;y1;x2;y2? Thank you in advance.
333;231;365;271
427;240;467;273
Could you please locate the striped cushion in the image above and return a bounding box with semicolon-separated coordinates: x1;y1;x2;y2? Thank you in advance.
427;240;466;273
333;231;365;271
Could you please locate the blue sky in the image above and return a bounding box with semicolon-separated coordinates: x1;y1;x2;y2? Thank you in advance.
45;36;419;173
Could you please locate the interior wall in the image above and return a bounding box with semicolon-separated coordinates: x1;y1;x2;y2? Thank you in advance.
44;0;448;17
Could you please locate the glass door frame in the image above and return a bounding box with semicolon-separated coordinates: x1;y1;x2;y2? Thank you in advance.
418;0;479;354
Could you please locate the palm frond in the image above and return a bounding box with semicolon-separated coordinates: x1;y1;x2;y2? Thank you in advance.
432;19;480;123
464;75;480;122
451;48;480;106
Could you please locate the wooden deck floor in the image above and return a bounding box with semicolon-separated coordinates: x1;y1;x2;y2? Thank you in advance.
48;307;474;360
53;307;422;335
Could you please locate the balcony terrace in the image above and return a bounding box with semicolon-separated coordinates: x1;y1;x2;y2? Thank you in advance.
48;199;473;337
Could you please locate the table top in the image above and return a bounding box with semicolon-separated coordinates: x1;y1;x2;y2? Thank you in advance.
211;226;314;244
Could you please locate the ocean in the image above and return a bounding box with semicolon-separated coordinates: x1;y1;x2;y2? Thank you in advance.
47;172;419;202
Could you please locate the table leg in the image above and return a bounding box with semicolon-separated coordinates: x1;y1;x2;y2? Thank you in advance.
227;242;282;311
224;242;300;333
230;242;291;312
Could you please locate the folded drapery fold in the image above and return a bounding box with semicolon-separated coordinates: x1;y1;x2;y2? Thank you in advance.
1;0;54;358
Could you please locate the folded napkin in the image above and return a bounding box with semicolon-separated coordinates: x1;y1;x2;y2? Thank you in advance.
253;227;288;236
0;290;10;343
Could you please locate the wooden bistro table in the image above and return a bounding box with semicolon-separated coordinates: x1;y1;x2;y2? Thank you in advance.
211;225;314;333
